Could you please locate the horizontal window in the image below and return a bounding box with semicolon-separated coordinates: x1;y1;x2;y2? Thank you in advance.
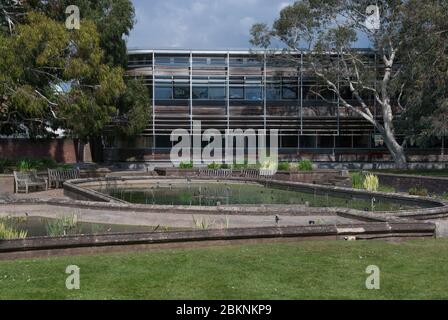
246;87;262;101
282;86;298;100
155;86;172;99
173;86;190;99
230;87;244;100
193;87;209;99
209;87;226;100
267;86;281;100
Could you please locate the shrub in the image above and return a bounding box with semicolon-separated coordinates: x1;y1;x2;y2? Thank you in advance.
260;160;278;170
297;160;313;171
220;163;230;169
409;187;429;197
351;172;365;189
207;162;221;169
363;174;379;192
278;162;290;171
17;160;33;172
179;161;194;169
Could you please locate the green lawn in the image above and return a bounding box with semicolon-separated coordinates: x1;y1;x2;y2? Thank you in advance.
1;239;448;300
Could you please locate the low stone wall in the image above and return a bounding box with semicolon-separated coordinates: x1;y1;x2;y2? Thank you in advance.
375;173;448;195
63;176;446;216
154;168;351;186
0;223;436;255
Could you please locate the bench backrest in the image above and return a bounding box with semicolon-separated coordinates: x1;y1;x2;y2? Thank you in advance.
14;171;32;182
198;169;233;177
48;168;80;182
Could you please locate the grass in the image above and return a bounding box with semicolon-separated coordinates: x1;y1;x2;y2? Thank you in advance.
1;239;448;299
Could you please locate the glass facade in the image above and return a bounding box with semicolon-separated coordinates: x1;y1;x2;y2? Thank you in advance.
119;49;385;155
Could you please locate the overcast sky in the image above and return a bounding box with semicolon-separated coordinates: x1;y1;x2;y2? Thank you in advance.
127;0;369;49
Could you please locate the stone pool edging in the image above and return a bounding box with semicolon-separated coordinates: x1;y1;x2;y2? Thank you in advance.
63;176;447;210
374;172;448;195
0;222;436;255
0;175;446;256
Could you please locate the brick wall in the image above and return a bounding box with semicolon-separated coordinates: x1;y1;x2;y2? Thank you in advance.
0;139;84;163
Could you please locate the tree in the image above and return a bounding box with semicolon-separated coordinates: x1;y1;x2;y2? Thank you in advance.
114;78;151;137
1;1;150;162
251;0;414;168
0;12;125;140
26;0;135;67
396;0;448;152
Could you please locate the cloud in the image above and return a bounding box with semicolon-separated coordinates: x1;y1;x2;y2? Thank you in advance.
127;0;370;49
128;0;290;49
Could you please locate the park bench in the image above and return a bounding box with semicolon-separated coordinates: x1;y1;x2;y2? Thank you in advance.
48;168;80;188
198;169;233;177
14;171;48;194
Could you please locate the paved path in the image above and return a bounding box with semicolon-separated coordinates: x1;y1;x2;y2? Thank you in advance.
0;203;355;229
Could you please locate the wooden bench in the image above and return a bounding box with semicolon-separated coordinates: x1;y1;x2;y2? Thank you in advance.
14;171;48;194
198;169;233;177
48;168;80;189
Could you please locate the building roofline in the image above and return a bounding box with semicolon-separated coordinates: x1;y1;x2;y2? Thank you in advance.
127;48;374;55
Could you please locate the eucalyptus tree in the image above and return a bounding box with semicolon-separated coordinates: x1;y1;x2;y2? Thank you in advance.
251;0;414;167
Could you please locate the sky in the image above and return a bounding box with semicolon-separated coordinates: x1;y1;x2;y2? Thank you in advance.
127;0;294;50
127;0;370;50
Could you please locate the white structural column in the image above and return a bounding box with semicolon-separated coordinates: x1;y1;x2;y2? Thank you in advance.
263;52;267;132
190;51;193;134
300;52;304;135
152;51;156;155
226;52;230;131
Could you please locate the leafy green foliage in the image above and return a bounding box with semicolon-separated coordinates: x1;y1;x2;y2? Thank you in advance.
0;2;150;142
278;162;291;171
207;162;221;169
351;172;365;189
0;157;71;173
114;78;151;136
297;160;313;171
179;161;194;169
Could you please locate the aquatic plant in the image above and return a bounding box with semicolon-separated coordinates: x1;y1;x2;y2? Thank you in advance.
409;187;429;197
363;174;379;192
45;214;79;237
351;172;365;189
192;216;215;230
0;219;28;240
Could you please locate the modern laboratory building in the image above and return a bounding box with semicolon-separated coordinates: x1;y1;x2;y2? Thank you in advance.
102;49;444;164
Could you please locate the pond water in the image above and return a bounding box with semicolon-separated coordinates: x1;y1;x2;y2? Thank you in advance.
102;182;423;212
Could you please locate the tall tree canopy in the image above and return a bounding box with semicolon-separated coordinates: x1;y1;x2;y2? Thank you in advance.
0;0;150;150
251;0;447;167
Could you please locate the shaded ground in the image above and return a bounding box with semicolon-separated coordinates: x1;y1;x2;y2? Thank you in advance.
1;239;448;299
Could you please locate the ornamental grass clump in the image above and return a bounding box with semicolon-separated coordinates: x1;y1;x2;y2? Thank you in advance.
363;174;379;192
